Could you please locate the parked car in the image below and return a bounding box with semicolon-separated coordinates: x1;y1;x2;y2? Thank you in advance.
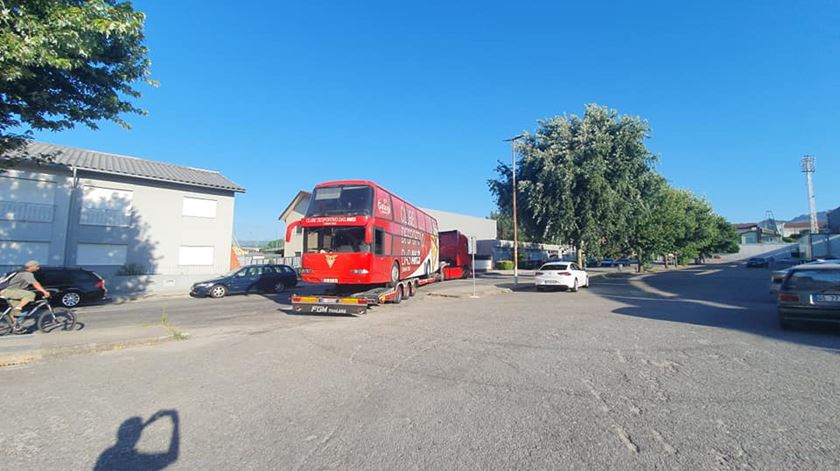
777;263;840;329
600;258;615;267
615;258;631;267
585;257;599;268
534;262;589;292
746;257;770;268
190;264;298;298
26;267;106;307
770;259;834;294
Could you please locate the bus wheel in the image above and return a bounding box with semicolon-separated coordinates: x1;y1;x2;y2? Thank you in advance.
390;261;400;287
408;281;416;297
393;284;403;304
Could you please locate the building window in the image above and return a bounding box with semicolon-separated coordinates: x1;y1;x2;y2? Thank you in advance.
0;241;50;266
76;243;128;266
182;197;217;218
178;246;214;266
80;186;132;227
374;228;385;255
0;175;56;222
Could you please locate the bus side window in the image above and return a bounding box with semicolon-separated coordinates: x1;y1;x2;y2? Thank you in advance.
374;228;385;255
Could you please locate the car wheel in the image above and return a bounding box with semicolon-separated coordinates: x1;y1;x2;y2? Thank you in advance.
209;285;228;299
571;279;579;292
273;281;288;293
59;291;82;308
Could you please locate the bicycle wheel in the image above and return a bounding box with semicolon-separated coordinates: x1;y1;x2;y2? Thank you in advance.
0;313;11;336
38;308;77;333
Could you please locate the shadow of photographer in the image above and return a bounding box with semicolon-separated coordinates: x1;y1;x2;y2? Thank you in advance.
94;409;179;471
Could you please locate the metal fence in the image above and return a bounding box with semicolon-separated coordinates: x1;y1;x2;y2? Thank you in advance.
237;254;301;268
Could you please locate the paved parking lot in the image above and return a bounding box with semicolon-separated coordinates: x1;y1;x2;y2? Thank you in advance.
2;265;839;469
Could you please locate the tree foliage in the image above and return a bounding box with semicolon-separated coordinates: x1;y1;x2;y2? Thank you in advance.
0;0;153;167
490;104;739;268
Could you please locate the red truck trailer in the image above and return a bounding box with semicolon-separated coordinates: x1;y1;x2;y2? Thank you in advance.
286;180;444;314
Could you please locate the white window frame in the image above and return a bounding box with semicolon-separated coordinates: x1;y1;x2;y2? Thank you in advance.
178;246;215;266
182;197;218;218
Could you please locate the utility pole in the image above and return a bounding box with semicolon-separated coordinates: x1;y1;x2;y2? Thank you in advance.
802;156;818;234
504;134;525;285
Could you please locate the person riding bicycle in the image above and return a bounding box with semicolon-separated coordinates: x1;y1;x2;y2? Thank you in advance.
0;260;50;322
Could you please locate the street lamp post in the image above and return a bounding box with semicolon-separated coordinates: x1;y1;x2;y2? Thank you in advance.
504;134;525;285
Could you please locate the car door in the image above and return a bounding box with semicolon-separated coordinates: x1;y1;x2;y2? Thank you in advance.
259;265;278;291
279;265;298;287
228;267;259;293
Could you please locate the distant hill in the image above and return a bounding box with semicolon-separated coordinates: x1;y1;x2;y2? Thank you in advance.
238;240;270;248
785;211;828;224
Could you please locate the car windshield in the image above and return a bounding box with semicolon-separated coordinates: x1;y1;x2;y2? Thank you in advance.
306;185;374;217
783;269;840;291
540;264;568;271
304;227;370;253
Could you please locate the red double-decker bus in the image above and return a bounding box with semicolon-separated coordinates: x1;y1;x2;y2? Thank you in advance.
286;180;440;286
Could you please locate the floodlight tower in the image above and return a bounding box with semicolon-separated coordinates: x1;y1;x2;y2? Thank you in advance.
801;155;818;234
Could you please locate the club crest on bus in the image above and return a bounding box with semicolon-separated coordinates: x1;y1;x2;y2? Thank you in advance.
377;198;391;216
325;254;337;268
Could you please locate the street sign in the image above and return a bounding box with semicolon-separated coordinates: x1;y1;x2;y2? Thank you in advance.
468;236;476;255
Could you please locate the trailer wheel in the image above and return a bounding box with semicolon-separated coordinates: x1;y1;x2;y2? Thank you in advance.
390;261;400;287
408;281;416;297
393;284;403;304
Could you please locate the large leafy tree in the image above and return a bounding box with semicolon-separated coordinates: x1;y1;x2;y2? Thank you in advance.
0;0;152;167
489;104;657;262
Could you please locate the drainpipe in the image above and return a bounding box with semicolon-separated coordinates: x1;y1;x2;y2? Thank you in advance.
63;166;78;266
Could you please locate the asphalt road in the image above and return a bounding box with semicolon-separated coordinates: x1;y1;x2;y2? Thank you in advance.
2;265;839;469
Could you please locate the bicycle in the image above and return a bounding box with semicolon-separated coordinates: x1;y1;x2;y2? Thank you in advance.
0;291;77;335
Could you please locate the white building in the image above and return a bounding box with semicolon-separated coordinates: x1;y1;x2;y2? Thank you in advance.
1;142;244;293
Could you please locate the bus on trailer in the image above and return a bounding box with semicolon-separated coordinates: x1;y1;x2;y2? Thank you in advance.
285;180;440;313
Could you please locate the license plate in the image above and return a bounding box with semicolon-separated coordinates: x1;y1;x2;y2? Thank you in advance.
323;278;338;283
814;294;840;303
544;280;559;284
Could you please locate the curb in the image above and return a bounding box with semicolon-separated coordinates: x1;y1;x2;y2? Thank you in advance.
0;334;177;368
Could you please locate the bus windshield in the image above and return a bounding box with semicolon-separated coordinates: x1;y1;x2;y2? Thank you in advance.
304;227;370;253
306;185;373;217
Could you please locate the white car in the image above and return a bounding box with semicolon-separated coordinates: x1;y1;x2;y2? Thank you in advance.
534;262;589;292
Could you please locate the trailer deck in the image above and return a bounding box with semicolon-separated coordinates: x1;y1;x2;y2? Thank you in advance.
291;276;438;315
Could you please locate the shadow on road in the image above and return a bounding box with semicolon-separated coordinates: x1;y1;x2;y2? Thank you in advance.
94;409;180;471
592;265;840;353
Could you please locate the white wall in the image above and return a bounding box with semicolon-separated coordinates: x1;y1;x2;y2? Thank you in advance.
422;208;497;240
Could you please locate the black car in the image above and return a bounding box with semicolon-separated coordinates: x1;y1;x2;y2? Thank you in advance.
32;267;107;307
190;264;298;298
746;257;770;268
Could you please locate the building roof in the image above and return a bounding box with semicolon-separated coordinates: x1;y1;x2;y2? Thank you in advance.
278;190;312;221
784;221;819;229
16;142;245;192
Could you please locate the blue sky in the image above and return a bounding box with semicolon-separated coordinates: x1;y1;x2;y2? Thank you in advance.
30;0;840;240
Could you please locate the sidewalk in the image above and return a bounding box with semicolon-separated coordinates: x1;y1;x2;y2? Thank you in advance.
0;323;175;367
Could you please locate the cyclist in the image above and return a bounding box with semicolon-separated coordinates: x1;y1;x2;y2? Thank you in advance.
1;260;50;324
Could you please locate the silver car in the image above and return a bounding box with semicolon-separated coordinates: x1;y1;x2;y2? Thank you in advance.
777;263;840;329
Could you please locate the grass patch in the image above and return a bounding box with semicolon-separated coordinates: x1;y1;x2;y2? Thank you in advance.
160;309;190;340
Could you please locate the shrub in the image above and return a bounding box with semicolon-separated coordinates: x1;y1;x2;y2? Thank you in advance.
496;260;514;270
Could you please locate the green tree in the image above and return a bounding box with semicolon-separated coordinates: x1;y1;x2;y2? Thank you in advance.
0;0;153;168
489;104;657;263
